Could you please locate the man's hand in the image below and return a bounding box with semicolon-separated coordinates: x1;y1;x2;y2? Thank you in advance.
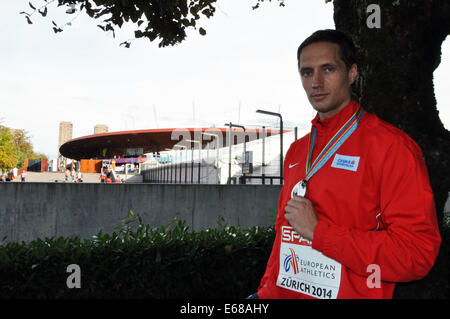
284;196;318;241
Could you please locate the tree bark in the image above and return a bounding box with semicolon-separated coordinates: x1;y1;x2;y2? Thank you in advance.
333;0;450;298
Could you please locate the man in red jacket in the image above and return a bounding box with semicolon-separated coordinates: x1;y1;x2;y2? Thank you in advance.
254;29;441;299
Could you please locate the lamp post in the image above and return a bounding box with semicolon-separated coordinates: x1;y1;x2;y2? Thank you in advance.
256;109;283;184
224;123;246;184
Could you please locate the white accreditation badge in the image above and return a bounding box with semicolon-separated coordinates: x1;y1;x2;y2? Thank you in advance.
276;226;342;299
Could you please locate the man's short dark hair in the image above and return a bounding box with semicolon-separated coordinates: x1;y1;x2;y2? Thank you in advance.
297;29;357;70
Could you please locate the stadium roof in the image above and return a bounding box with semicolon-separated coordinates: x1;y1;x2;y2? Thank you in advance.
59;127;286;160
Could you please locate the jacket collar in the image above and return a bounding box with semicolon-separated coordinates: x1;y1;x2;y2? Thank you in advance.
311;100;360;133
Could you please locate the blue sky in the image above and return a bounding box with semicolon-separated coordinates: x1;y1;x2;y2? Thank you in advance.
0;1;448;159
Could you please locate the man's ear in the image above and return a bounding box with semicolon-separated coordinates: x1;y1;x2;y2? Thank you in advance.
348;63;358;85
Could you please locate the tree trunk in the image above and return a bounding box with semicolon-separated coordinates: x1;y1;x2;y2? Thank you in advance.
333;0;450;298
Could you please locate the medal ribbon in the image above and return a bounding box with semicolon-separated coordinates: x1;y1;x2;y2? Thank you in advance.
305;106;364;181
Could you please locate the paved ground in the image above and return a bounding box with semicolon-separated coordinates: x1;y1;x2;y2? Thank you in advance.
10;171;102;183
8;171;143;183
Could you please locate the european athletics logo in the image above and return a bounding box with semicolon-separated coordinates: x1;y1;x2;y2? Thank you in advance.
283;248;300;274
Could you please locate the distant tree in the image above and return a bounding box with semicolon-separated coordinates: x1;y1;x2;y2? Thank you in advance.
0;125;47;170
0;126;19;171
11;129;35;168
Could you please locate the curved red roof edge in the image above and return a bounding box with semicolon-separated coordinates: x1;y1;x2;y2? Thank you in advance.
64;127;290;144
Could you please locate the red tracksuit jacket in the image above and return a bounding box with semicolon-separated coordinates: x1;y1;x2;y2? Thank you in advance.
257;101;441;299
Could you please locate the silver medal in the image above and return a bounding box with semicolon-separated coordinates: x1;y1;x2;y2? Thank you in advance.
291;179;307;198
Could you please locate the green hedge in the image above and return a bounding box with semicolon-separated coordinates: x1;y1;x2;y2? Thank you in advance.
1;211;448;299
0;212;275;299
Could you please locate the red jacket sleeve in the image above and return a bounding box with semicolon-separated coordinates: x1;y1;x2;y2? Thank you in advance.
312;135;441;282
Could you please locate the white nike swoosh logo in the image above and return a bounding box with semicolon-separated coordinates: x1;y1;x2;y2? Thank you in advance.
289;163;299;168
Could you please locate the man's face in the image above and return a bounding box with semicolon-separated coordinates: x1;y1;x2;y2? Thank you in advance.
299;41;357;119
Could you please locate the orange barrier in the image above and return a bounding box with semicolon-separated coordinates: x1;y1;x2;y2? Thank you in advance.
80;159;102;173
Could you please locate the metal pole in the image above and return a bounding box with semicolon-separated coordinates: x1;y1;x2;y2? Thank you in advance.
178;148;182;184
202;132;221;184
225;123;246;184
198;146;201;184
206;145;210;184
280;117;283;184
188;139;202;184
242;128;247;184
256;109;283;184
228;123;232;184
186;139;202;184
191;146;194;184
185;149;187;184
171;157;174;183
262;126;266;185
176;150;179;184
174;146;185;184
216;140;220;171
170;157;172;183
